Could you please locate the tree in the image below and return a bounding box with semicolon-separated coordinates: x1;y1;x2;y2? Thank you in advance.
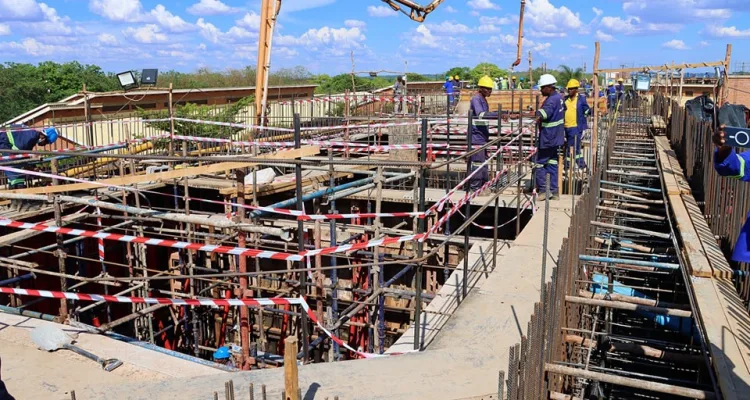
445;66;471;80
405;72;428;82
558;65;585;87
316;74;377;94
470;63;508;83
138;96;254;139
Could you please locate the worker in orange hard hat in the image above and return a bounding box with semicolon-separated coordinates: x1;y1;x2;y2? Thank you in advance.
467;76;499;191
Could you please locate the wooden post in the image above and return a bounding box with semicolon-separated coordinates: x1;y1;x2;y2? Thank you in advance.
168;83;175;157
50;160;67;321
721;44;733;105
283;336;300;400
592;42;600;173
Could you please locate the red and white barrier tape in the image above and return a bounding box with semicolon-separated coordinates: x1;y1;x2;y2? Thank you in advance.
0;286;403;358
0;134;170;162
277;95;419;106
172;117;295;132
297;211;424;221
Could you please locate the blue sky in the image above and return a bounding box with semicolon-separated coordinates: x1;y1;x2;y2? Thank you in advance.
1;0;749;75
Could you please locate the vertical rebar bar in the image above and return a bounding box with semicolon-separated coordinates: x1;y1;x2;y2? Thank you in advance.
414;118;428;351
463;111;473;299
293;113;309;364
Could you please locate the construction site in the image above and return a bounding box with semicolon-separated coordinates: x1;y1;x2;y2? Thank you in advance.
1;1;750;400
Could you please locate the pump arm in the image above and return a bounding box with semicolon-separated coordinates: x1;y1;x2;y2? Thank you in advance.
381;0;446;22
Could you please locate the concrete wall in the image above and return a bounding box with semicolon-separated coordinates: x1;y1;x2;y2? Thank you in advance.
727;75;750;107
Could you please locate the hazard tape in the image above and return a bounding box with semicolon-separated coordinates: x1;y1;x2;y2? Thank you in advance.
172;117;295;132
169;134;446;151
297;211;424;221
0;134;170;162
277;95;420;106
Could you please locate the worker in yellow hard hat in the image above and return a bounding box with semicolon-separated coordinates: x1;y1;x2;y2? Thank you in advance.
564;79;590;171
511;75;517;90
607;80;617;112
467;76;499;191
452;75;462;104
616;78;626;109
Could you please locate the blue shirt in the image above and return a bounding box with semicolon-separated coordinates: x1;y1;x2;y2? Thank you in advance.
0;125;41;151
714;148;750;262
607;86;616;96
443;81;454;95
536;91;565;149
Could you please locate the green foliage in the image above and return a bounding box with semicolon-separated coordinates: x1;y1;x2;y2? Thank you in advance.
445;66;471;80
558;65;585;87
315;74;377;94
405;72;428;82
138;96;253;139
0;61;119;123
470;63;508;83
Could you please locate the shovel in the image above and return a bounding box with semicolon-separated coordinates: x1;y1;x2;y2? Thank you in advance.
30;325;123;372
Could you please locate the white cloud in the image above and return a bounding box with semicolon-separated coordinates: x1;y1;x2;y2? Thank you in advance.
157;49;196;60
281;0;335;13
699;40;710;47
226;26;258;41
595;30;615;42
705;25;750;38
526;0;582;37
187;0;236;16
571;44;587;50
367;5;397;17
236;12;260;30
600;16;680;35
0;24;9;36
426;21;472;35
412;24;439;48
198;43;207;50
276;26;366;55
89;0;145;22
123;24;167;43
6;37;66;56
622;1;733;23
467;0;500;10
444;5;457;13
663;39;689;50
150;5;193;32
345;20;366;29
592;7;603;16
491;34;551;54
478;16;513;33
0;0;43;21
196;18;222;43
275;47;299;57
97;33;118;45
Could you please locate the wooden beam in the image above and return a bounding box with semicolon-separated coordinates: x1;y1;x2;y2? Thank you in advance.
592;42;600;174
6;147;320;195
596;61;724;74
283;336;300;400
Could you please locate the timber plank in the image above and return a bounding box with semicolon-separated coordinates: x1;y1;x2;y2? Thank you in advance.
682;194;736;280
655;137;681;195
668;194;713;277
5;147;319;195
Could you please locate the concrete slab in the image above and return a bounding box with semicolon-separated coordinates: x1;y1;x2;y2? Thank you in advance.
76;200;571;400
0;311;225;400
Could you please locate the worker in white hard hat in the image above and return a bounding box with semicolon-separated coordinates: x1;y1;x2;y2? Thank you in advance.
467;76;499;191
535;73;565;200
606;80;617;112
393;76;407;114
616;77;626;110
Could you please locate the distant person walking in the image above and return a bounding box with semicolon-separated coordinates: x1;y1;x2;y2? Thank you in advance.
393;76;407;114
443;76;455;105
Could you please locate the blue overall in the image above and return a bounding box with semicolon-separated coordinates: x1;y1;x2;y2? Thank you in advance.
468;93;498;191
443;80;455;104
714;148;750;262
535;91;565;194
616;83;625;110
0;125;41;187
607;86;617;111
565;94;590;169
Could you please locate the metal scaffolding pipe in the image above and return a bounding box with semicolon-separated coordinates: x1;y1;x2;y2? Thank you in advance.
544;364;715;399
565;295;692;317
579;255;679;270
0;193;293;240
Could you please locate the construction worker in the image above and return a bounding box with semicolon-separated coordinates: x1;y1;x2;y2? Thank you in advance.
443;76;455;105
606;81;617;112
564;79;590;171
518;77;524;90
213;346;236;368
535;74;565;200
616;78;626;109
511;76;517;90
393;76;406;114
468;76;499;191
452;75;461;105
0;124;58;190
500;76;509;91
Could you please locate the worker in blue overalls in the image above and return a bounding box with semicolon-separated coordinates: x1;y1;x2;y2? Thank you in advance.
0;124;58;189
213;346;236;368
616;78;626;110
535;74;565;200
606;81;617;113
564;79;590;171
468;76;499;191
443;76;455;106
713;126;750;263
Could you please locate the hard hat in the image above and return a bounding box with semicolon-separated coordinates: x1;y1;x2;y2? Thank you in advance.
478;76;494;89
617;78;624;82
538;74;557;87
43;127;58;144
454;75;459;80
402;75;407;81
608;81;614;86
445;76;450;80
512;76;517;80
566;79;580;89
520;77;524;81
213;346;231;360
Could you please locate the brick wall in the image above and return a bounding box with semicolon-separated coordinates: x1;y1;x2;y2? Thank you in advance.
727;75;750;107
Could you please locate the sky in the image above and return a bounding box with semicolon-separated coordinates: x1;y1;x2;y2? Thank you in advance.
1;0;750;75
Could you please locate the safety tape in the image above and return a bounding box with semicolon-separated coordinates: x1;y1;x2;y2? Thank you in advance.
169;134;447;151
172;117;296;132
0;134;171;162
278;96;420;106
0;119;174;134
